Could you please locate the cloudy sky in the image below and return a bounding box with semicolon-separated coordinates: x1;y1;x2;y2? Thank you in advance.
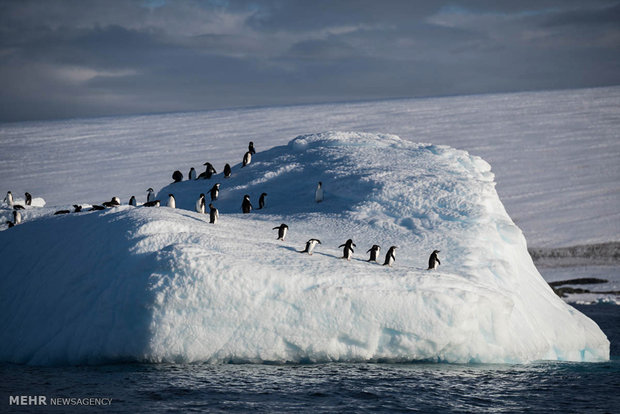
1;0;619;122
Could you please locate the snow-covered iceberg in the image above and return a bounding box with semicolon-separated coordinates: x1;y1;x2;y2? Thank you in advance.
0;132;609;365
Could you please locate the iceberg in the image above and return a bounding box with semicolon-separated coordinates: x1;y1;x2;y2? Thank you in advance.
0;132;609;365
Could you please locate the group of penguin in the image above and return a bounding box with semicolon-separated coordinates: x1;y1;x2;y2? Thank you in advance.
2;191;31;227
272;221;441;269
3;140;442;271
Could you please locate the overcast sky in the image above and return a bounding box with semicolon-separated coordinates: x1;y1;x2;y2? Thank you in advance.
1;0;619;122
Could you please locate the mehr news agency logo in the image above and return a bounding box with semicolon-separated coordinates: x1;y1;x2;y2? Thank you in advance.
9;395;112;407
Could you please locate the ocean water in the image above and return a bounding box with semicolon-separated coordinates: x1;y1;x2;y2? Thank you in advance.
1;305;617;413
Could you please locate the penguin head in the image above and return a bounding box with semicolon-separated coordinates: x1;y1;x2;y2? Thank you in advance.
112;196;120;204
244;194;250;200
168;194;174;198
318;182;322;187
147;188;154;192
261;192;267;197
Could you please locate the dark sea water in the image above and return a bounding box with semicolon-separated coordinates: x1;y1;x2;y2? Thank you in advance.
1;305;618;413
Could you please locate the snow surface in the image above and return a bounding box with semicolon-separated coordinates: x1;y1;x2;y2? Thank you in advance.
0;132;609;365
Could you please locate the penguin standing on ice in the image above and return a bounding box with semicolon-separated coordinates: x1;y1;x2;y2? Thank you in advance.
189;167;197;180
258;192;267;209
339;239;356;261
366;245;381;262
147;188;155;203
248;141;256;155
167;194;176;208
242;151;252;167
427;250;441;270
272;223;288;240
4;191;13;207
129;196;137;206
300;239;321;255
383;246;397;267
143;200;160;207
25;192;32;206
209;183;220;202
209;203;219;224
172;170;183;183
241;195;253;213
5;211;20;227
315;182;324;203
13;210;22;225
224;163;232;178
196;193;206;214
198;162;217;179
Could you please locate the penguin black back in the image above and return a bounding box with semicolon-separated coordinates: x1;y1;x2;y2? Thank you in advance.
172;170;183;183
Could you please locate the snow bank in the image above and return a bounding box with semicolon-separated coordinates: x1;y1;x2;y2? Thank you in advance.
0;132;609;365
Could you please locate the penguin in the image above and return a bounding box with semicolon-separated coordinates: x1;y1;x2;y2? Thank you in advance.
273;223;288;240
209;183;220;202
147;188;155;203
143;200;160;207
102;197;121;207
13;204;25;210
224;163;232;178
54;209;70;215
300;239;321;255
428;250;441;270
315;182;324;203
172;170;183;183
73;205;83;213
89;205;106;211
25;192;32;206
242;151;252;167
129;196;137;206
13;210;22;225
4;191;13;207
339;239;356;261
258;192;267;209
366;245;381;262
167;194;176;208
248;141;256;155
383;246;398;267
241;194;253;213
189;167;197;180
209;203;219;224
198;162;216;179
196;193;206;213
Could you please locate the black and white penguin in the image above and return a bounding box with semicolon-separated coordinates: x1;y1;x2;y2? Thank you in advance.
167;194;176;208
102;197;121;207
315;182;324;203
248;141;256;155
129;196;137;206
339;239;356;261
13;204;24;210
147;188;155;203
224;163;232;178
258;192;267;209
189;167;197;180
383;246;398;267
73;204;83;213
54;209;70;215
242;151;252;167
4;191;13;207
143;200;160;207
241;195;253;213
196;193;206;213
25;192;32;206
273;223;288;240
13;210;22;225
198;162;217;179
366;245;381;262
89;205;106;211
209;183;220;202
300;239;321;255
172;170;183;183
209;203;219;224
428;250;441;270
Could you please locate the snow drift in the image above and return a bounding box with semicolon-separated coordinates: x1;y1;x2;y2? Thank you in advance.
0;132;609;365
